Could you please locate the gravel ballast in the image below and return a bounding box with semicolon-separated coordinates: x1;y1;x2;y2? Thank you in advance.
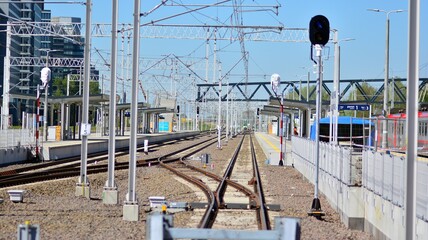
0;133;373;239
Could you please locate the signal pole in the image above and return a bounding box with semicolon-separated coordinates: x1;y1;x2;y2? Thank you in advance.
308;15;329;219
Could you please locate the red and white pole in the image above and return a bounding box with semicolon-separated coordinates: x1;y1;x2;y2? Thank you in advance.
35;85;40;160
279;97;284;166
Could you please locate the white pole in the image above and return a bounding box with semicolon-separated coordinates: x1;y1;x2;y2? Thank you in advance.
333;30;339;144
1;22;11;130
405;1;419;239
126;0;140;205
104;0;119;200
66;74;70;138
77;0;92;189
310;44;324;215
213;30;221;148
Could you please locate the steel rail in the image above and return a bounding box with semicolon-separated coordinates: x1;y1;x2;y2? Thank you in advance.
0;132;211;179
180;161;259;207
215;133;246;207
195;133;247;229
160;161;217;229
0;133;216;188
249;133;271;230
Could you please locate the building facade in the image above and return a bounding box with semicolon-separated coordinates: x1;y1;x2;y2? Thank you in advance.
0;2;98;127
0;1;49;125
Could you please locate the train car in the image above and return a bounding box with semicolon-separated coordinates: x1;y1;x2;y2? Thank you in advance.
386;112;428;152
310;116;374;148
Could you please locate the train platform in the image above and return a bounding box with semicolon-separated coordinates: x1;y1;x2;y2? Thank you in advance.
39;131;200;161
0;131;200;166
254;132;293;166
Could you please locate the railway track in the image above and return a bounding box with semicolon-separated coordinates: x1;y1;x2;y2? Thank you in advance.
1;130;273;231
0;132;217;188
160;132;272;231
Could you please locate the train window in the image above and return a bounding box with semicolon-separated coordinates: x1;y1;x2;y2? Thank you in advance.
422;122;428;136
422;122;426;136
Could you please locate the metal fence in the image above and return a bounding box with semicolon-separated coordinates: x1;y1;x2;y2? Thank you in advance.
292;136;428;223
362;150;428;222
291;136;359;186
0;129;36;149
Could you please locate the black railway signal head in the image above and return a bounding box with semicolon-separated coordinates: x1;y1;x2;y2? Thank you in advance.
309;15;330;46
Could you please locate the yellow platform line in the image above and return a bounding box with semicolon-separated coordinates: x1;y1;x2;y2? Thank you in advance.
256;133;280;152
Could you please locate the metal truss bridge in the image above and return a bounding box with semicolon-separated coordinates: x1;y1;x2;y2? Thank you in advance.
196;78;428;107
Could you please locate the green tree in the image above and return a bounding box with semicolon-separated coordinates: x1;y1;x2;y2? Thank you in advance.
51;76;101;96
50;76;101;125
342;82;379;117
390;79;406;112
284;84;329;101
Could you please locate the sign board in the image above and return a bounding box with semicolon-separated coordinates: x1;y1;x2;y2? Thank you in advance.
338;104;370;111
81;123;91;136
270;73;280;95
158;122;169;132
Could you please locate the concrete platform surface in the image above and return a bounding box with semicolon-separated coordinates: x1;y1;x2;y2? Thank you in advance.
254;132;292;166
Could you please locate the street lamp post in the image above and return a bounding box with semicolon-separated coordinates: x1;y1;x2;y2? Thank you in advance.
40;50;59;142
271;73;285;166
368;8;404;148
279;87;288;164
331;33;355;144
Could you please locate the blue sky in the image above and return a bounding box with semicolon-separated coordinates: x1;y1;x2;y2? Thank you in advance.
47;0;427;102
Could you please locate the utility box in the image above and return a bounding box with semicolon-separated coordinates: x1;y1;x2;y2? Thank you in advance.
201;153;211;164
17;221;40;240
47;126;56;141
8;190;26;203
47;126;61;141
148;196;167;208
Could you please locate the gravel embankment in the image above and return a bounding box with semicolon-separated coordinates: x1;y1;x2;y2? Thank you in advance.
0;133;374;239
252;135;373;240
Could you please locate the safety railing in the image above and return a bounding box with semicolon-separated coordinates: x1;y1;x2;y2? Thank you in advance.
362;149;428;222
291;136;359;186
0;129;35;149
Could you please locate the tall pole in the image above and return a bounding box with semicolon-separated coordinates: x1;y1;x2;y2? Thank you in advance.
332;30;339;144
178;100;181;132
125;30;131;104
309;44;325;217
103;0;119;204
368;9;404;148
382;14;390;148
226;82;229;140
76;0;92;197
120;30;125;136
43;52;50;142
1;23;11;130
123;0;140;221
217;73;222;148
35;85;41;160
213;30;221;149
279;92;284;166
66;74;70;138
405;1;419;239
128;0;140;201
